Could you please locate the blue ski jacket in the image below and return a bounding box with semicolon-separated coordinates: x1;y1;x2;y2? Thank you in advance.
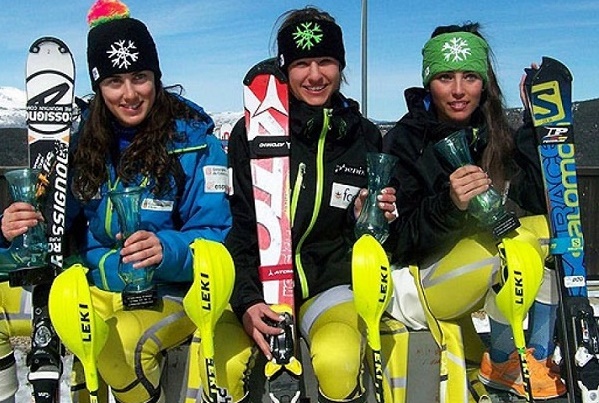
68;95;231;292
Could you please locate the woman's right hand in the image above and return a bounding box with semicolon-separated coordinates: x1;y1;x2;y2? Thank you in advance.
448;165;491;211
1;202;43;242
241;302;284;360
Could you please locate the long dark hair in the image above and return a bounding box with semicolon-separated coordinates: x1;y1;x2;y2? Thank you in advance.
431;22;515;191
72;82;201;202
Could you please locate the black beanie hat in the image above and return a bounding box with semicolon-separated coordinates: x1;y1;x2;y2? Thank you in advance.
277;19;346;71
86;0;161;90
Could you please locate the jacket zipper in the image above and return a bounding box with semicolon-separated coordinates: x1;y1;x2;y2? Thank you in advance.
290;163;306;227
99;175;120;289
293;108;331;299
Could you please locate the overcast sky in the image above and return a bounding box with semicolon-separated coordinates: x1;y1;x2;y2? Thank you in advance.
1;0;598;121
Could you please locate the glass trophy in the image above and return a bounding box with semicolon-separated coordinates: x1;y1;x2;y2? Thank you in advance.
433;130;520;238
355;152;399;244
108;186;157;309
0;168;48;281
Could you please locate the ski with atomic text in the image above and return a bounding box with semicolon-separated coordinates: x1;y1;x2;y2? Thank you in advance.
243;58;305;403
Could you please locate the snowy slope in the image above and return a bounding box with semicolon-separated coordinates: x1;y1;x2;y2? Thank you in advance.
0;86;27;128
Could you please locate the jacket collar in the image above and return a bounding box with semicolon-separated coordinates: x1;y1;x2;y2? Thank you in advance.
401;87;487;145
289;92;362;142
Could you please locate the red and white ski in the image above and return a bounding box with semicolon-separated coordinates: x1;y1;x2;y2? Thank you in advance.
243;58;304;402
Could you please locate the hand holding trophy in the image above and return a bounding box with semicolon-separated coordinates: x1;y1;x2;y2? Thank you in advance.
108;186;157;309
434;129;520;238
354;152;399;244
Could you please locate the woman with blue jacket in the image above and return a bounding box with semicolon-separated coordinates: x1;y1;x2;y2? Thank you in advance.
0;1;230;402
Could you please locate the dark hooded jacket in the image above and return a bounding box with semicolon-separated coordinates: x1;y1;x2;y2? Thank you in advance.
227;92;382;320
383;87;546;266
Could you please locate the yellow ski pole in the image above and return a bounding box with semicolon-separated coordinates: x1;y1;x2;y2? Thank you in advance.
352;234;393;403
49;264;108;403
183;239;235;403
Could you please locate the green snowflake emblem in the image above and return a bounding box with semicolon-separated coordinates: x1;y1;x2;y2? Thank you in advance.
292;22;323;50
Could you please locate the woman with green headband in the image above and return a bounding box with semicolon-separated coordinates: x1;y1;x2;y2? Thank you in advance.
383;23;565;400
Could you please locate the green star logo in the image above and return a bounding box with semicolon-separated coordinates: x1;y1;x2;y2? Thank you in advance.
292;22;323;50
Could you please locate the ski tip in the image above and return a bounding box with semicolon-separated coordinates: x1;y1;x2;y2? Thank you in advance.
533;56;573;84
540;56;567;70
243;58;287;85
29;37;72;55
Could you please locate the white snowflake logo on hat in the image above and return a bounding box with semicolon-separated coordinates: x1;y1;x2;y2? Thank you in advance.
442;37;471;62
107;39;139;69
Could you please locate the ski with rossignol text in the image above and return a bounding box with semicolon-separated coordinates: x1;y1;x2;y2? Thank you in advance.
243;58;306;402
8;36;75;403
525;56;599;403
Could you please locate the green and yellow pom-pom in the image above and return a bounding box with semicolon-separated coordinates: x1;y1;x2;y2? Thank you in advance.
87;0;130;28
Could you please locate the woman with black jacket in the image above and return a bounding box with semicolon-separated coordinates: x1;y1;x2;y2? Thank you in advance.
194;7;399;403
384;22;565;401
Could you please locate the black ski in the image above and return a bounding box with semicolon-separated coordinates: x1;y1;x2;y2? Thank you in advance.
525;56;599;403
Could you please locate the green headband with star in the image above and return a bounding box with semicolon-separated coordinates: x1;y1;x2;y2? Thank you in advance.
421;32;489;86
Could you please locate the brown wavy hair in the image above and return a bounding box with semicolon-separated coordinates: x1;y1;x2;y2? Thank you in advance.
431;22;516;191
72;83;204;202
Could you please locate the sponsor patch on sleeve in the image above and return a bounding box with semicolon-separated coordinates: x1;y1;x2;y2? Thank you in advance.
330;182;361;209
204;165;228;193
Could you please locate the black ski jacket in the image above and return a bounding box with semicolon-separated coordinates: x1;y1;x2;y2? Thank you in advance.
383;87;546;266
227;93;382;320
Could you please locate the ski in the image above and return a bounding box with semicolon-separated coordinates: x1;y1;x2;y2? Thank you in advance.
525;56;599;403
9;37;75;403
243;58;305;402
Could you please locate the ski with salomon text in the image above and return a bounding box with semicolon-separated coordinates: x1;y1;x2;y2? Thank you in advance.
525;56;599;403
